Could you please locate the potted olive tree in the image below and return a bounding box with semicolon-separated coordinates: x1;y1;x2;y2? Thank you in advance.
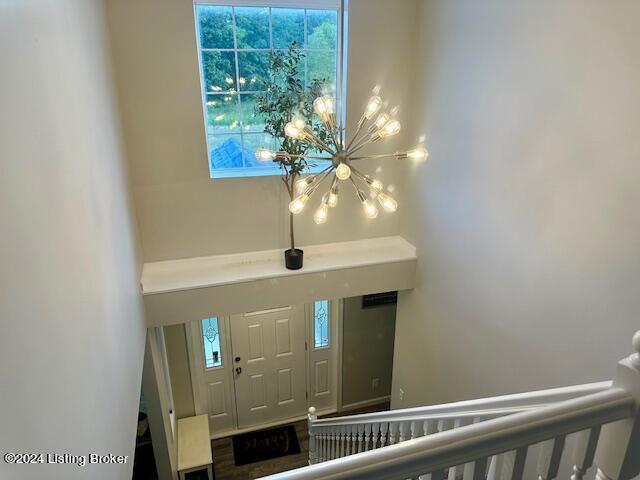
256;44;331;270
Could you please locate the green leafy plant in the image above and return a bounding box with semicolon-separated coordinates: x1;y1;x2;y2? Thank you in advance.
256;43;332;254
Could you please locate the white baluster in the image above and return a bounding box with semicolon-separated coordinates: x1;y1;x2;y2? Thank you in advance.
571;426;601;480
331;429;338;460
324;429;330;462
339;425;346;458
346;424;354;456
410;420;421;439
389;421;399;445
372;422;381;449
537;435;566;480
380;422;389;447
357;424;365;453
438;418;453;434
399;421;408;443
487;453;504;480
364;423;372;451
424;419;438;436
317;428;323;462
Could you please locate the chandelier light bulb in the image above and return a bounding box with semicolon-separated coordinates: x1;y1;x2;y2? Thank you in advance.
327;187;339;208
371;178;383;192
289;193;309;214
313;97;327;116
255;148;276;161
362;199;379;219
323;95;335;114
313;95;335;120
364;96;383;119
374;112;391;130
335;163;351;180
379;119;401;138
407;147;429;160
313;202;329;225
284;122;302;139
293;117;307;130
377;192;398;212
295;176;313;195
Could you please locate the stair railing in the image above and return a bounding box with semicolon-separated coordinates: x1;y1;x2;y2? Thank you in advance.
259;330;640;480
308;381;611;465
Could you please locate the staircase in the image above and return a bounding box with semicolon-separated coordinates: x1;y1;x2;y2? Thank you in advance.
261;331;640;480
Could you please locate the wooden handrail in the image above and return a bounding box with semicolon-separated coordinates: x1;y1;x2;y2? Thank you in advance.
262;388;633;480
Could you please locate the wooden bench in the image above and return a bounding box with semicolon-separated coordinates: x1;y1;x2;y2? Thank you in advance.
177;415;213;480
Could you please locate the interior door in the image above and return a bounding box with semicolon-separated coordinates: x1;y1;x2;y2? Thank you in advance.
230;306;307;429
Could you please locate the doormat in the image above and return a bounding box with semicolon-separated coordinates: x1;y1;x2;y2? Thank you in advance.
232;425;301;466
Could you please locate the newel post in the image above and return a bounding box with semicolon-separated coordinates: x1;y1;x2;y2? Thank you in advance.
308;406;318;465
594;331;640;480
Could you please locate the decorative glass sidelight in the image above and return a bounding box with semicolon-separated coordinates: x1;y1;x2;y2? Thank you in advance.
313;300;330;348
202;317;222;368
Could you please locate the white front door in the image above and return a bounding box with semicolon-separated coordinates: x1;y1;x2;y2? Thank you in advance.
230;306;308;429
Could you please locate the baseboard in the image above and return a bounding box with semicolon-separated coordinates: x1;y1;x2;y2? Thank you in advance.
340;395;391;412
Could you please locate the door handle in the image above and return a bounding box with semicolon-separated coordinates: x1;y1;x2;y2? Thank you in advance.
235;356;241;362
235;367;242;375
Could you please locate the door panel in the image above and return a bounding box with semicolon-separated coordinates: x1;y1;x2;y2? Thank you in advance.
231;306;307;429
207;381;227;416
314;360;330;395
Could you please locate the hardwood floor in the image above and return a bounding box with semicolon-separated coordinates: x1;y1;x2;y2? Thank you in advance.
211;403;390;480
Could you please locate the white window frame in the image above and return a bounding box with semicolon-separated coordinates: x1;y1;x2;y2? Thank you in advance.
193;0;346;179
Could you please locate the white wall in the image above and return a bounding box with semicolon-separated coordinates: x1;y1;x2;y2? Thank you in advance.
393;0;640;409
342;296;396;407
0;1;146;479
105;0;417;262
164;324;196;419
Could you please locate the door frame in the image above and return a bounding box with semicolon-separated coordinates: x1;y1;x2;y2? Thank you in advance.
185;301;342;438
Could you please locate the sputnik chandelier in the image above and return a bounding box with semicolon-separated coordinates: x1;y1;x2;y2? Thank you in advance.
256;86;428;224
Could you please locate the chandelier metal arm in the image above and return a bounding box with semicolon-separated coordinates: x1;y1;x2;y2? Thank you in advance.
326;115;342;151
302;128;336;154
309;164;336;182
349;152;401;161
349;134;380;156
312;166;338;193
349;165;376;191
345;117;370;152
277;153;333;161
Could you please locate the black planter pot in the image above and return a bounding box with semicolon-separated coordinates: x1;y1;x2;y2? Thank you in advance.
284;249;304;270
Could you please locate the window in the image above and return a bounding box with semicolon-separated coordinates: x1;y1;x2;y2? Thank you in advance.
313;299;330;348
201;317;222;368
195;2;341;178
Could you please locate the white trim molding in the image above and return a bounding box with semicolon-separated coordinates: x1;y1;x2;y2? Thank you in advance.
340;395;391;413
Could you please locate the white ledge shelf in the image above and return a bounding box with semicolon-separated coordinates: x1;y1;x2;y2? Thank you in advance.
141;236;416;326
